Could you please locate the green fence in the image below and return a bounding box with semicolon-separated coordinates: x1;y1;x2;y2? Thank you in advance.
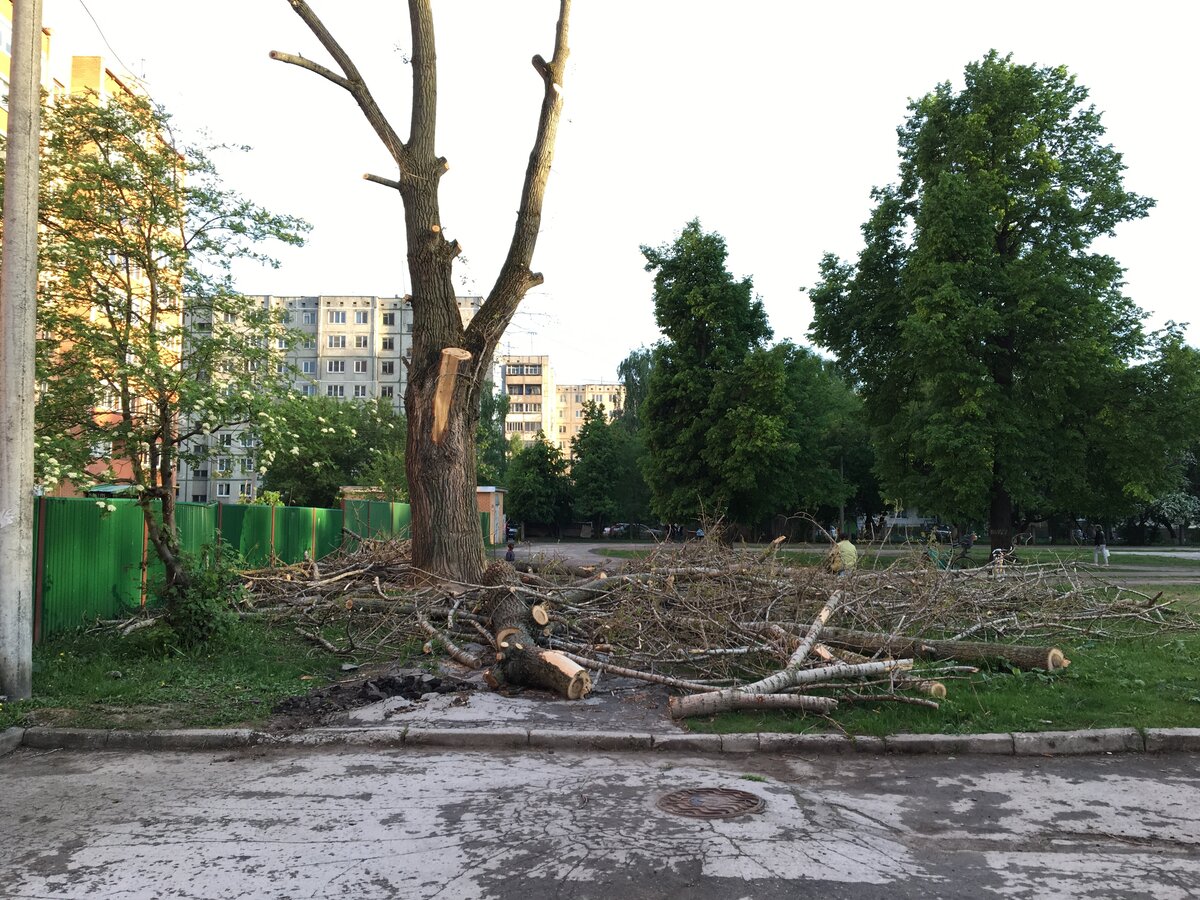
32;496;413;641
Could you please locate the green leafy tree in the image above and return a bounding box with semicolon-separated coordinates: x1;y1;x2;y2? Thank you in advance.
615;347;654;430
476;380;511;487
4;90;307;594
570;401;620;530
254;396;406;507
506;433;572;534
809;52;1196;551
641;221;848;526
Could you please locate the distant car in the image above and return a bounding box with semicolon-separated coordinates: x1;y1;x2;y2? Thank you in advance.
603;523;630;538
635;524;664;540
506;524;519;540
932;525;952;542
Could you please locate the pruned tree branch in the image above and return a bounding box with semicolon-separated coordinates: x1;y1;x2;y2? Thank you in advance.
267;51;350;91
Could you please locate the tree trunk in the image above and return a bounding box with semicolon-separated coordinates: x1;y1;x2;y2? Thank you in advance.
820;627;1068;671
485;579;591;699
989;479;1013;554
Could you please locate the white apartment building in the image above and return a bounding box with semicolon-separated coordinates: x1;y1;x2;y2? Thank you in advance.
178;294;482;503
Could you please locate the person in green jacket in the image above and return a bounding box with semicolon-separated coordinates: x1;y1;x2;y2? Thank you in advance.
829;531;858;575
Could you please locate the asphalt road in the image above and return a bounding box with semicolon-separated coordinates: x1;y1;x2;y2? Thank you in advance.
2;746;1198;899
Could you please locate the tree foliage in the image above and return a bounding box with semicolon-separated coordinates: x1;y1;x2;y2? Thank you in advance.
3;89;306;589
506;433;572;532
254;396;407;508
476;380;511;488
809;52;1197;548
570;401;620;528
641;220;850;527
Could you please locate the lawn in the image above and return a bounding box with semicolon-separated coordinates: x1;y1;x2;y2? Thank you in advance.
687;583;1200;737
0;620;359;731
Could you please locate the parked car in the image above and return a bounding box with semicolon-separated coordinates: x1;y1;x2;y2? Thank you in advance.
506;523;520;541
603;523;630;538
635;524;665;540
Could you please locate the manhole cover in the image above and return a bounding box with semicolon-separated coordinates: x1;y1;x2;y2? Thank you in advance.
656;788;765;819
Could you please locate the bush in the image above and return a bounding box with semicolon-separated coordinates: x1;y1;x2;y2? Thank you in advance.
160;544;245;648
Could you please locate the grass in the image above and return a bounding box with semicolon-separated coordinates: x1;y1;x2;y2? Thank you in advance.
688;583;1200;737
0;619;373;731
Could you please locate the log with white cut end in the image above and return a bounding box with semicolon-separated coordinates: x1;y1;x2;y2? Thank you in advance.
668;658;912;719
737;591;842;694
814;644;946;699
820;627;1069;671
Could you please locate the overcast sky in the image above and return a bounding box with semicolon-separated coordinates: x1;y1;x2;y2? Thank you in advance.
41;0;1198;384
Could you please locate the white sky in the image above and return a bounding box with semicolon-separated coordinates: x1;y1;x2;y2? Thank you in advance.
41;0;1199;383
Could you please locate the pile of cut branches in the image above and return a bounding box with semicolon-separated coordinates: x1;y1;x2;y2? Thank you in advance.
242;535;1198;719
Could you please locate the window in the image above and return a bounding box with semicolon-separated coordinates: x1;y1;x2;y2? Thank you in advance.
575;394;582;404
193;468;209;479
216;483;231;497
353;359;368;374
328;335;346;348
300;383;317;396
508;384;525;396
381;386;394;399
328;310;346;324
224;312;237;323
301;311;317;325
381;361;395;376
353;385;368;398
404;322;414;333
381;337;395;351
276;362;287;374
215;456;230;474
246;360;259;373
559;425;566;433
355;310;369;325
327;385;345;397
526;385;542;395
241;457;255;473
239;483;254;498
191;494;208;503
382;312;395;326
302;338;316;350
355;335;369;349
276;338;287;350
328;360;346;374
301;360;316;374
220;434;234;447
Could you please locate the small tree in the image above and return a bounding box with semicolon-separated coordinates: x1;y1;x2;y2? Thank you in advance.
506;433;572;535
4;90;307;593
570;401;620;531
476;380;511;487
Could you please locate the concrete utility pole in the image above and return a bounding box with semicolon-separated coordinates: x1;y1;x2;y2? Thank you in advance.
0;0;44;701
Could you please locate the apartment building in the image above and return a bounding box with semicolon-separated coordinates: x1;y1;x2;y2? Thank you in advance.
0;0;56;131
498;355;556;447
555;383;625;455
177;294;482;503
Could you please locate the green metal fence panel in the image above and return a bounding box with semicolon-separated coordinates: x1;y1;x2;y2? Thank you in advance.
480;512;491;547
274;506;317;565
391;502;411;539
35;497;146;639
176;502;218;559
343;500;368;551
314;507;344;559
217;504;274;567
367;501;392;538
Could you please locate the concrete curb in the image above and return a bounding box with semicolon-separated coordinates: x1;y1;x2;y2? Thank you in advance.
1;727;24;757
4;725;1197;757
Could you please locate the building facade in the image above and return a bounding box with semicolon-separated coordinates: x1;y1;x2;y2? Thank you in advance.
498;355;556;447
555;383;625;456
176;294;482;503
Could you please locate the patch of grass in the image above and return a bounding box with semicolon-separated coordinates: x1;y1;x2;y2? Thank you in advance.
0;619;380;731
687;627;1200;737
740;773;768;782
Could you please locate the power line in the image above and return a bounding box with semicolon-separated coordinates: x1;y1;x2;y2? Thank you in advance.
74;0;148;86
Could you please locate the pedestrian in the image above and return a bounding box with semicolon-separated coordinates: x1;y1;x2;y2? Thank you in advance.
504;541;515;563
1093;526;1109;566
828;531;858;575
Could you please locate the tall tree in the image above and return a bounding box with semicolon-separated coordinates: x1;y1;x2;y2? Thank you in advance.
272;0;571;582
615;347;653;430
5;90;306;594
809;51;1192;551
506;433;572;534
570;401;620;530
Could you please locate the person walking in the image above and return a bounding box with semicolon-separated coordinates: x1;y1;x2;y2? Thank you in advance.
504;541;516;563
1093;526;1109;566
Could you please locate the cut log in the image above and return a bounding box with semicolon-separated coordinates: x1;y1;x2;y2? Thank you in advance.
814;644;947;699
530;603;550;626
668;692;836;719
739;591;842;694
820;627;1069;671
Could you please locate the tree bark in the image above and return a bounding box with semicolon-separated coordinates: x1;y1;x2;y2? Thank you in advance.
668;692;837;719
820;627;1068;671
486;579;591;699
989;479;1014;554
